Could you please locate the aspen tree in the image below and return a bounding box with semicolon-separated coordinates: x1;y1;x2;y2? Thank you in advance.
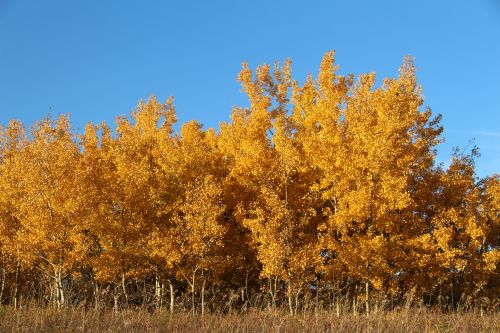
223;59;323;314
154;120;226;314
86;97;176;308
0;121;27;307
13;116;83;308
410;152;499;302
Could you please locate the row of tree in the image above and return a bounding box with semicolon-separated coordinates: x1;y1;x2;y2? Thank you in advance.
0;52;498;314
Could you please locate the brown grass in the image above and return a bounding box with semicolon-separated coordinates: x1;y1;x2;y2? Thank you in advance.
0;306;498;333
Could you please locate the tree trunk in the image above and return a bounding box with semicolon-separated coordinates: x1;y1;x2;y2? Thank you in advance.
113;285;119;313
191;271;196;314
268;278;273;308
272;277;278;308
353;286;358;315
365;259;370;316
169;281;174;314
13;260;19;309
288;281;294;316
244;271;249;307
93;280;100;310
294;289;300;315
113;294;119;313
155;273;161;310
365;280;370;316
121;271;128;307
160;280;164;309
201;279;206;316
0;267;5;304
56;269;64;309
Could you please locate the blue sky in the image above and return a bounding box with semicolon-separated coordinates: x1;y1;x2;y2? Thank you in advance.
1;0;499;177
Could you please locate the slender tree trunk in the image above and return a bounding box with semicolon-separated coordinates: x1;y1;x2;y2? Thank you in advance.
57;269;64;308
54;271;59;309
191;271;196;314
160;280;164;309
0;267;5;304
288;281;294;316
244;271;249;307
121;271;128;307
113;285;119;313
365;280;370;316
169;281;174;314
113;295;119;313
93;280;100;310
50;274;55;309
294;289;300;315
201;279;206;316
273;277;278;308
155;273;161;310
353;286;358;315
366;259;370;316
13;260;19;309
268;278;273;308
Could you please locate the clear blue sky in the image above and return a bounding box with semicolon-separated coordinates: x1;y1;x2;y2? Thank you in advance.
1;0;499;177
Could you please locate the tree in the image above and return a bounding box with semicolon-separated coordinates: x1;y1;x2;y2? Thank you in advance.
291;52;444;313
408;151;499;305
83;96;177;309
0;120;27;307
12;116;84;308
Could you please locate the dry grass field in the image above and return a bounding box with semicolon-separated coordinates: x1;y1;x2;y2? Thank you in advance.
0;307;498;333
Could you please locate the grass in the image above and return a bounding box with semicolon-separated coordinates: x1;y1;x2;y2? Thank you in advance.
0;306;498;333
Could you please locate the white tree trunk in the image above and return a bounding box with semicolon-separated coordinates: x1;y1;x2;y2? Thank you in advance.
201;279;206;316
169;281;174;314
365;280;370;316
155;273;161;310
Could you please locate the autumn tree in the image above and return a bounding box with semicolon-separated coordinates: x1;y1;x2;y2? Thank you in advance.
81;97;177;309
9;116;85;308
407;150;499;305
220;60;325;315
288;52;445;314
151;120;227;314
0;120;27;307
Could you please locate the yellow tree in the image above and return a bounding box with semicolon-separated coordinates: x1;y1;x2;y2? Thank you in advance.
290;52;352;306
79;121;118;308
221;59;323;314
408;152;499;305
243;114;322;315
173;175;225;315
84;96;176;308
219;60;281;308
152;120;227;314
0;120;27;307
12;115;84;308
291;52;443;312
